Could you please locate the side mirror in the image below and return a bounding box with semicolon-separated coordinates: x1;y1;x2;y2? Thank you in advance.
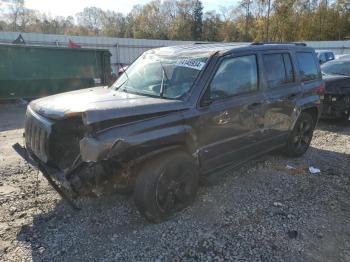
200;86;213;107
200;98;213;107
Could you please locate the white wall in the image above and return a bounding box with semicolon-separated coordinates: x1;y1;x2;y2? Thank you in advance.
0;31;194;72
1;32;350;72
305;41;350;54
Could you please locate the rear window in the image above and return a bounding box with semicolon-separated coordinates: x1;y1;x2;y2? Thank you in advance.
296;52;319;82
263;53;294;89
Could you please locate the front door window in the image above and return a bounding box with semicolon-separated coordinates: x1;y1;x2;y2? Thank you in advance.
210;55;258;100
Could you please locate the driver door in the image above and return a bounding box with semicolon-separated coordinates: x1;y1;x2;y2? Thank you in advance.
196;54;266;172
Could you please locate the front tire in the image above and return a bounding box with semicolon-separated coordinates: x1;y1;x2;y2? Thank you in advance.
134;151;198;223
283;112;315;157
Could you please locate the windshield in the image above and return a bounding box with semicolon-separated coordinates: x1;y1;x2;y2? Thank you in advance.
321;60;350;76
112;52;210;99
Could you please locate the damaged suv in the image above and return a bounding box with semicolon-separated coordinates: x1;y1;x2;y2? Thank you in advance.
15;43;324;223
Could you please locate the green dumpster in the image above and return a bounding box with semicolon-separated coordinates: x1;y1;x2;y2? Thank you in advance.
0;44;111;99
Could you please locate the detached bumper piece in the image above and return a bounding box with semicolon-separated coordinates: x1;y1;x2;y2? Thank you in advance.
12;143;80;211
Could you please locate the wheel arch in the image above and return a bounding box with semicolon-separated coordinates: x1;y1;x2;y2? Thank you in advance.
301;106;319;126
125;143;198;178
133;144;195;165
291;105;319;131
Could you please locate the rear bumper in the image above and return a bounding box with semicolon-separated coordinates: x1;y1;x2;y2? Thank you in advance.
321;99;350;119
12;143;80;210
320;93;350;119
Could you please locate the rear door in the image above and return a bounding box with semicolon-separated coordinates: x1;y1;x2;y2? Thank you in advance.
260;50;301;145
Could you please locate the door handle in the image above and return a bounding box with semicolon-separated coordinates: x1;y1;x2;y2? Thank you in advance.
287;93;298;100
247;102;261;110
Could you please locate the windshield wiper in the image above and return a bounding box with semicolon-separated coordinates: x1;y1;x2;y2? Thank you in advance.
334;72;349;76
159;60;169;98
117;63;132;92
118;63;130;80
325;71;349;76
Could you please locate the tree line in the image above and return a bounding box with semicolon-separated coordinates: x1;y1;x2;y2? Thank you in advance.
0;0;349;42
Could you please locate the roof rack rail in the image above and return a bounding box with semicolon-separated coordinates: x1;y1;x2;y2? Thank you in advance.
193;42;214;44
251;42;307;46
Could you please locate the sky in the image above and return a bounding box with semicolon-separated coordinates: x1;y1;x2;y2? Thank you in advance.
24;0;238;17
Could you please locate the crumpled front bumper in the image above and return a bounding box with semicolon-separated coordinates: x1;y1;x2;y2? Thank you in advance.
12;143;80;210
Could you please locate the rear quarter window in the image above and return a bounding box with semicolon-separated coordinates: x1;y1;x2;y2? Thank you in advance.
296;52;320;82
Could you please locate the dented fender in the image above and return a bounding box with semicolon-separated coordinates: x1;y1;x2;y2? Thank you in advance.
80;137;112;162
292;93;321;128
79;112;195;163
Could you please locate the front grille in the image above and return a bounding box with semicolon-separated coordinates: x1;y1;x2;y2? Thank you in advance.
25;107;52;163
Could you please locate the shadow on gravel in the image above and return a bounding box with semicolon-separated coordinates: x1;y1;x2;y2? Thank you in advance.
15;146;350;261
306;146;350;172
317;119;350;133
16;192;148;261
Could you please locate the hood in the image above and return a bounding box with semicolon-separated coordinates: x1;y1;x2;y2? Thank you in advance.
29;87;189;125
323;74;350;94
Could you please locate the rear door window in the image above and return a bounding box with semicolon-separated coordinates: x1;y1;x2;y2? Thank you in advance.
263;53;295;89
296;52;319;82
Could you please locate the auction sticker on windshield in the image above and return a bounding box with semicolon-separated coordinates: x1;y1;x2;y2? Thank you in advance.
176;59;206;70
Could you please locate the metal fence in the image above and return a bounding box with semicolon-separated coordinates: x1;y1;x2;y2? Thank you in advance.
305;41;350;55
1;31;350;72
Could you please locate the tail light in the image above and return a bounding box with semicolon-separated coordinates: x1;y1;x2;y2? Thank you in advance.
316;83;325;95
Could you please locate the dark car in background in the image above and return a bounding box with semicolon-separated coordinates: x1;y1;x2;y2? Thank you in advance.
15;43;324;223
321;59;350;119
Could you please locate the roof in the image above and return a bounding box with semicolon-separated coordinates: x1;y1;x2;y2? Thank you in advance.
149;42;313;57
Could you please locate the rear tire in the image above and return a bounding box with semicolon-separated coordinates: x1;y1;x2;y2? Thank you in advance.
283;112;315;157
134;151;198;223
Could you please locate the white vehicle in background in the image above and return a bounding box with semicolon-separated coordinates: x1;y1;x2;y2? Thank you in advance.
336;54;350;60
316;50;335;64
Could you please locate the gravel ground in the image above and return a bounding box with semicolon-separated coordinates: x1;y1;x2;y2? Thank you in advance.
0;102;349;262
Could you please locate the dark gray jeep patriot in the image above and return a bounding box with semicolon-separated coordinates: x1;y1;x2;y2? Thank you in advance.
15;43;324;223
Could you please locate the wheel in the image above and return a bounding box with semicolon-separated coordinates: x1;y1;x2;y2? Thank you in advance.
283;112;315;157
134;151;199;223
